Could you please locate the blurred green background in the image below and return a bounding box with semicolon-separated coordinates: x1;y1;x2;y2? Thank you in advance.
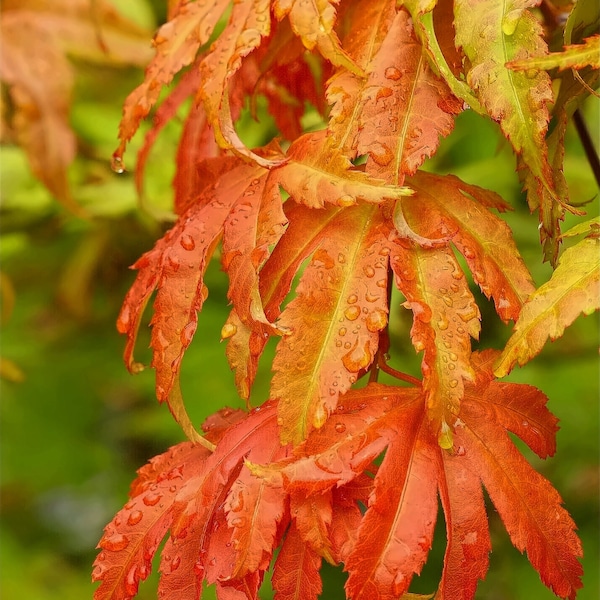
1;2;598;599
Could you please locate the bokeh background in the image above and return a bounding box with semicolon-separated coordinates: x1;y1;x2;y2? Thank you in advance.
1;1;598;599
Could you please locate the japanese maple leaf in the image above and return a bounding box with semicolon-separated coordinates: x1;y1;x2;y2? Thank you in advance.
507;34;600;72
93;403;290;600
117;156;286;442
388;171;535;444
273;130;413;209
453;0;567;262
115;0;230;162
272;0;363;76
135;66;221;216
327;5;462;185
269;202;395;444
253;352;582;600
495;224;600;377
199;0;284;167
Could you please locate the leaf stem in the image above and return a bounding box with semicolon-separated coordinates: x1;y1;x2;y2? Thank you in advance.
573;108;600;188
377;358;422;386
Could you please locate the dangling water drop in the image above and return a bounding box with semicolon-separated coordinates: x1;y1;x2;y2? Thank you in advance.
111;152;125;174
220;323;237;340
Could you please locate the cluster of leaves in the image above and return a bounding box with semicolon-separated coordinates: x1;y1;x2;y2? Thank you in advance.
92;0;599;599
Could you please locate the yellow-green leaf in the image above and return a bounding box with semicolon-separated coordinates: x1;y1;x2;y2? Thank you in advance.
507;35;600;72
495;237;600;377
454;0;564;263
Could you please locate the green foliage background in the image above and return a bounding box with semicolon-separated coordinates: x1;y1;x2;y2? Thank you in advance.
0;2;598;599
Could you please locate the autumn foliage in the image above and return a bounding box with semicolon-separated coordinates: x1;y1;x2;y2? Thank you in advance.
9;0;593;598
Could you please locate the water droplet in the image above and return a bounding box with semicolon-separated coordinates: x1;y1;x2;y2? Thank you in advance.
143;492;162;506
312;248;335;269
337;194;356;207
92;563;106;581
338;253;346;263
473;270;486;285
342;341;372;373
131;361;145;374
170;555;181;572
221;323;237;340
230;516;246;528
417;535;430;551
455;445;466;456
376;278;387;288
448;352;458;361
384;66;402;80
522;420;529;428
414;340;425;352
370;142;393;166
448;379;459;388
392;571;406;596
313;403;328;429
111;153;125;174
365;291;380;303
335;422;346;433
343;341;352;349
347;294;358;304
167;255;180;271
127;510;143;526
524;68;538;80
335;340;342;347
366;309;387;332
442;295;453;307
502;10;521;36
344;306;361;321
363;265;375;278
438;420;454;450
102;532;130;552
338;327;347;336
229;491;244;512
180;234;195;251
436;314;449;330
180;321;197;346
459;307;479;322
124;565;139;596
374;86;393;103
194;560;205;578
